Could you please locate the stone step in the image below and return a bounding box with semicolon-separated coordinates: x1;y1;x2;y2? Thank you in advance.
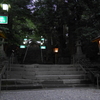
2;78;89;84
1;78;91;90
42;83;92;88
34;71;85;75
8;74;86;80
35;74;86;80
1;79;33;84
7;75;36;79
10;67;82;71
1;84;43;90
7;71;35;75
39;79;90;84
7;70;85;76
40;79;92;88
32;64;80;68
1;82;91;90
1;79;43;84
2;64;93;90
11;64;80;68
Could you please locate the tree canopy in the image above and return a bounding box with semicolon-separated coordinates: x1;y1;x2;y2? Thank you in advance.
30;0;100;61
0;0;35;45
0;0;100;61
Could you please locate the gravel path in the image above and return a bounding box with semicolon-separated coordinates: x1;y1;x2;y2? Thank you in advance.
0;87;100;100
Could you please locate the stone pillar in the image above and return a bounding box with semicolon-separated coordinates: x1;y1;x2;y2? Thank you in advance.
0;38;6;60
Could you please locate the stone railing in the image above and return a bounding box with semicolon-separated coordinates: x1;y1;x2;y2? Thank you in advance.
82;63;100;89
76;64;100;88
0;61;8;93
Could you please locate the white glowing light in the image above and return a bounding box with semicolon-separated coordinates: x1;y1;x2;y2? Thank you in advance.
37;41;41;44
1;4;10;11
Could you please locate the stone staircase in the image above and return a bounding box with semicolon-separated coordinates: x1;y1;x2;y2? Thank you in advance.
1;64;92;90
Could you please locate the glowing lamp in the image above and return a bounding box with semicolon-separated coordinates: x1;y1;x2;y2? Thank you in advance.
0;3;11;11
99;40;100;44
54;48;59;53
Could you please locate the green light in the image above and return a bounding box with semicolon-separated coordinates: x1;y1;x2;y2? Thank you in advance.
24;38;27;41
0;16;8;24
20;45;26;48
41;38;44;41
40;46;46;49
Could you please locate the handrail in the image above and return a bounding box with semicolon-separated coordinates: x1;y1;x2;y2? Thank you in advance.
76;63;100;88
81;64;100;89
0;61;8;93
78;64;87;73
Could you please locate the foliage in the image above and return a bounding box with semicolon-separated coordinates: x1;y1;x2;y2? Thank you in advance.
31;0;69;48
30;0;100;61
0;0;35;45
0;0;100;61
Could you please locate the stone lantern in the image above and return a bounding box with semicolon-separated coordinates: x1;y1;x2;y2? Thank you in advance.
73;40;85;64
76;40;83;56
